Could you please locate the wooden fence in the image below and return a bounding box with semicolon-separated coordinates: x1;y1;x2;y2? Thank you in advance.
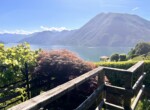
0;63;54;110
8;61;146;110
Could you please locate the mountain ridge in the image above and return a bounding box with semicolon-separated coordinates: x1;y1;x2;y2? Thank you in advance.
66;13;150;47
1;13;150;47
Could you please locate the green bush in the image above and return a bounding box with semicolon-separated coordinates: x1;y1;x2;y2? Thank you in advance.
0;43;39;109
95;60;150;88
119;54;127;61
95;61;136;69
110;53;119;61
128;42;150;59
136;98;150;110
0;43;39;86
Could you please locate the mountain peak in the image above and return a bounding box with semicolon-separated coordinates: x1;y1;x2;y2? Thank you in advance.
66;12;150;46
4;13;150;47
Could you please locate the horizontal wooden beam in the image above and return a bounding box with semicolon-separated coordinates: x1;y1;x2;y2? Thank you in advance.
131;85;145;110
132;72;146;91
8;67;104;110
104;100;124;110
75;84;104;110
103;67;132;74
128;61;144;73
105;84;133;97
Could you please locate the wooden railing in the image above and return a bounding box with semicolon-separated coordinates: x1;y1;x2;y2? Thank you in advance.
0;63;55;109
9;61;146;110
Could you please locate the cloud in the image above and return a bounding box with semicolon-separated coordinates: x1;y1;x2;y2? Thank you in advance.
0;26;71;35
0;30;39;35
40;26;70;32
132;7;139;11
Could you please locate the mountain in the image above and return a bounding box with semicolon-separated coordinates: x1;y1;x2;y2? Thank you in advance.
0;33;30;43
19;30;76;45
66;13;150;46
8;13;150;47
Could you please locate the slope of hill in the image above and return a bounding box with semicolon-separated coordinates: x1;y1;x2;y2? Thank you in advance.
66;13;150;46
0;33;30;43
7;13;150;47
19;30;76;45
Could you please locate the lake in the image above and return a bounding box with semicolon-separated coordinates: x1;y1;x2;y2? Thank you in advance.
5;43;131;62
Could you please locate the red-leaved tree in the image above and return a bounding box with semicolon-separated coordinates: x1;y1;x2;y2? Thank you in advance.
31;49;99;109
33;49;96;88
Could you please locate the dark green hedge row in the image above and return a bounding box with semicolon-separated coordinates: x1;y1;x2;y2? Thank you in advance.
95;60;150;88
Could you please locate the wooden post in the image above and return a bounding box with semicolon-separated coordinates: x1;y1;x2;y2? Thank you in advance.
25;63;30;99
123;72;132;110
97;70;105;110
98;70;105;86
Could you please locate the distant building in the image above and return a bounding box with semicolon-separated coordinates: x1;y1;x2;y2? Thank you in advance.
100;56;109;61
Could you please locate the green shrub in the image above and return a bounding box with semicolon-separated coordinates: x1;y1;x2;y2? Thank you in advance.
110;53;119;61
95;60;150;88
128;42;150;59
0;43;39;86
0;43;39;109
119;54;127;61
95;61;136;69
136;98;150;110
0;87;27;109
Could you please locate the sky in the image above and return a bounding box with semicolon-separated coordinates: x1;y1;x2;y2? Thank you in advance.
0;0;150;34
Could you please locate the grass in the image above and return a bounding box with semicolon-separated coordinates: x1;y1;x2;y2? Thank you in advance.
132;54;150;61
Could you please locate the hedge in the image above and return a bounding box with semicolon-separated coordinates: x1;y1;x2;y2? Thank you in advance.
95;60;150;88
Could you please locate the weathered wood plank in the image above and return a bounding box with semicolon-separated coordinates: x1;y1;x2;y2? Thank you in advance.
132;72;146;91
97;70;105;109
121;61;144;110
131;85;145;110
123;65;133;110
103;67;131;74
105;84;133;97
98;70;105;86
104;100;124;110
128;61;144;73
75;84;104;110
8;67;104;110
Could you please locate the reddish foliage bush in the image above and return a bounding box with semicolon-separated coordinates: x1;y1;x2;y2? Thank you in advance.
33;49;95;85
32;49;98;109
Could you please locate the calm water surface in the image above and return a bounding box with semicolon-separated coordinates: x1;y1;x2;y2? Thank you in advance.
5;43;131;62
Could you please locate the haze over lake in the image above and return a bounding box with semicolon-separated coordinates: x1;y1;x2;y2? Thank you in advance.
5;43;131;61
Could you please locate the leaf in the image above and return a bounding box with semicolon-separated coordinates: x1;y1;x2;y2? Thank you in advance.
13;60;19;66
